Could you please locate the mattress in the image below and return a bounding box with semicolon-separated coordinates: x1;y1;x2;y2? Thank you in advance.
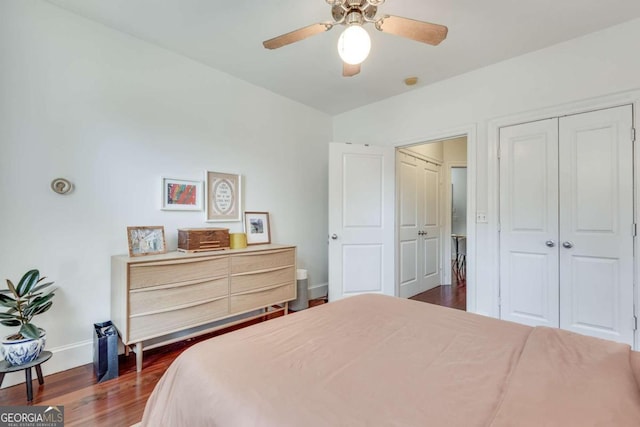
142;294;640;426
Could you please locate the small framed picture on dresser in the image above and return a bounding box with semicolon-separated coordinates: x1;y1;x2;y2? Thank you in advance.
127;226;167;257
244;212;271;245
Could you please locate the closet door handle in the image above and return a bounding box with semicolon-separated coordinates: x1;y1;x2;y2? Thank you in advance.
545;240;555;248
562;241;574;249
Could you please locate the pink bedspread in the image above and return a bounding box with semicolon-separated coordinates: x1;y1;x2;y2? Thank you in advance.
142;294;640;426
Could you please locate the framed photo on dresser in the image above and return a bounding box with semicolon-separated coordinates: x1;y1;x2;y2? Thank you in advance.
127;226;167;257
244;211;271;245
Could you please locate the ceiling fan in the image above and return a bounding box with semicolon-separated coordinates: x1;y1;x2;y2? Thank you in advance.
263;0;448;77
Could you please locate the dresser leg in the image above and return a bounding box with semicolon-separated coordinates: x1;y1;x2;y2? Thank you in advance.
284;302;289;315
124;344;130;357
135;342;143;372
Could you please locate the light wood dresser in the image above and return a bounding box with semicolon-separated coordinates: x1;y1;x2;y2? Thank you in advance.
111;244;296;371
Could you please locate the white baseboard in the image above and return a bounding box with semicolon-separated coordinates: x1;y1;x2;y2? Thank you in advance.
309;282;328;300
1;339;93;389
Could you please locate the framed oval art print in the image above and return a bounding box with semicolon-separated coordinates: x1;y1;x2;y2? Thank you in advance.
205;171;242;222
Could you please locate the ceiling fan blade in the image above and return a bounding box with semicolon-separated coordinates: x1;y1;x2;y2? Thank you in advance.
263;23;333;50
343;62;361;77
376;15;448;46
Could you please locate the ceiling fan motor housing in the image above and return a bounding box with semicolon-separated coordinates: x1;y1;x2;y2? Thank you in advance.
346;11;365;26
331;0;379;24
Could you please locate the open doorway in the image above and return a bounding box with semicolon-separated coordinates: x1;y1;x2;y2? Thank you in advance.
450;167;467;287
396;136;468;310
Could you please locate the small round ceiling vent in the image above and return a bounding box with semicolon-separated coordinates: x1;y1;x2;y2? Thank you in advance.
404;77;419;86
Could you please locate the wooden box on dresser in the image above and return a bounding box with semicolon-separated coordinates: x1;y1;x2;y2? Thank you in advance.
111;244;296;371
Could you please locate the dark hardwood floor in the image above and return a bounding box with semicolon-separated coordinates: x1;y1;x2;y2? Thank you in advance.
1;329;240;426
0;284;463;426
0;302;324;426
409;272;467;311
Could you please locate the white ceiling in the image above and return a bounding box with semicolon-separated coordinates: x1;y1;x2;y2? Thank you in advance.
46;0;640;115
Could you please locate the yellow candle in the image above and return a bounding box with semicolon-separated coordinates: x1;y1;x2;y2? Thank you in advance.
230;233;247;249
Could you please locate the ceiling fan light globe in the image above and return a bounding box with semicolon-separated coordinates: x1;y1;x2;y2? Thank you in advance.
337;25;371;65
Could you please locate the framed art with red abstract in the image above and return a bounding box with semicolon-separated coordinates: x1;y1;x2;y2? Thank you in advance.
162;177;203;211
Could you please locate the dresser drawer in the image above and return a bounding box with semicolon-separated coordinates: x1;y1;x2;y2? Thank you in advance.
229;283;295;314
129;277;228;316
128;297;229;342
129;256;228;290
230;266;294;294
230;249;294;274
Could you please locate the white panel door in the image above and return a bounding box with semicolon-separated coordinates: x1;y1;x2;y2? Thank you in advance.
420;160;442;291
398;153;442;298
329;143;395;301
559;105;634;345
398;152;421;298
499;118;560;327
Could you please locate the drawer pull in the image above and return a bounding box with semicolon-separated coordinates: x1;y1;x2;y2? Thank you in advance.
129;275;228;293
231;249;292;257
232;264;294;277
130;296;227;318
232;281;295;296
134;256;226;267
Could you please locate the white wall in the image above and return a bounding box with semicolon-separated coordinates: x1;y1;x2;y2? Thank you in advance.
334;18;640;315
0;1;331;385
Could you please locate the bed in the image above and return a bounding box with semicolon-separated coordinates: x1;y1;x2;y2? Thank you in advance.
141;294;640;426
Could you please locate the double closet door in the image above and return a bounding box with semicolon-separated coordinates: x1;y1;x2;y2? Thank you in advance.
398;151;442;298
499;105;635;345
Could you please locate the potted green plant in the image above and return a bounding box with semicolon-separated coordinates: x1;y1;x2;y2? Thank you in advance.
0;269;56;365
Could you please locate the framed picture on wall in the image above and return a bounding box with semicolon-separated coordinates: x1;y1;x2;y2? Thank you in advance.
244;211;271;245
161;177;202;211
127;226;167;257
205;171;242;222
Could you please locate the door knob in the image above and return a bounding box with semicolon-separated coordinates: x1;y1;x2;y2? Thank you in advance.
331;234;338;240
562;241;574;249
545;240;555;248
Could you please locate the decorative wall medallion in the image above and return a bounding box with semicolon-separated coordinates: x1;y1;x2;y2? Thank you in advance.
51;178;73;195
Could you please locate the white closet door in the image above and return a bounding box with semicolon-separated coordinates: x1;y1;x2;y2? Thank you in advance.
398;153;442;297
499;118;560;327
398;152;421;298
420;159;442;291
559;105;634;345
